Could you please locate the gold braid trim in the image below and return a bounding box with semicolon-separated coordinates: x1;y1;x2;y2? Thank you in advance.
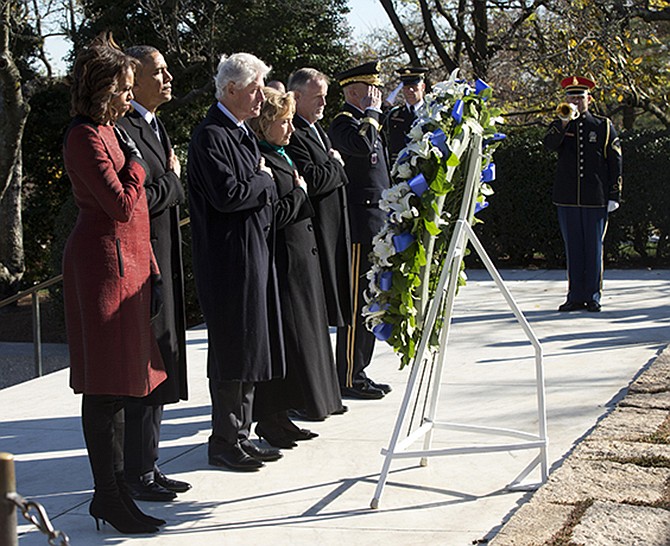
361;116;381;131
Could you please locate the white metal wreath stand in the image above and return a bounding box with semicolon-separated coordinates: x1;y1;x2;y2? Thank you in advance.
370;133;548;509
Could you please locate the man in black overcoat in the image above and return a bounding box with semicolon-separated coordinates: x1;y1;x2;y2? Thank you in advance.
544;76;622;312
286;68;352;329
384;66;428;164
328;61;393;400
117;46;189;500
188;52;285;471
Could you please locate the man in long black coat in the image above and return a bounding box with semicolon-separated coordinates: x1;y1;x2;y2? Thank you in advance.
328;61;393;400
286;68;352;329
188;52;285;471
118;46;189;500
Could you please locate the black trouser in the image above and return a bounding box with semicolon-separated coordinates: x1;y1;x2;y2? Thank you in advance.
336;242;376;388
208;379;254;451
123;399;162;481
81;394;125;497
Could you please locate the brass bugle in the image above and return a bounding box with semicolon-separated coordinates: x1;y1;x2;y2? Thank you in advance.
556;102;579;121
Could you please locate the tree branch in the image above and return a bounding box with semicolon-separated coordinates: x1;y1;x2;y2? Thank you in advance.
418;0;458;72
378;0;422;66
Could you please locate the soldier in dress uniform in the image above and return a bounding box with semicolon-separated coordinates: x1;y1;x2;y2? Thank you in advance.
544;76;623;312
328;61;392;400
384;66;428;164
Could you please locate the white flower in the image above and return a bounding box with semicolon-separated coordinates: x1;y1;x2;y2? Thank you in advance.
392;161;413;179
371;227;397;267
408;123;425;142
380;182;410;206
387;192;419;224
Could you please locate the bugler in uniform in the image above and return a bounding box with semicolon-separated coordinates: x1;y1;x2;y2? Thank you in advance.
544;76;623;312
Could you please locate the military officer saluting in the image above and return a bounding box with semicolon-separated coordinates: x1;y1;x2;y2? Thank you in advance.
384;66;428;164
328;61;392;400
544;76;623;312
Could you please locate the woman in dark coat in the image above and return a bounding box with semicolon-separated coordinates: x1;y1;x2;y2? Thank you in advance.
249;88;344;446
62;33;166;535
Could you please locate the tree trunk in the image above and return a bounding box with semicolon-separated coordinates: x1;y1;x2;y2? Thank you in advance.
0;1;29;296
0;149;25;297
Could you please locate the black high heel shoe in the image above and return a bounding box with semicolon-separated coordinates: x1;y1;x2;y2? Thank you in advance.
255;422;298;449
289;427;319;441
275;411;319;441
89;494;159;534
116;476;166;527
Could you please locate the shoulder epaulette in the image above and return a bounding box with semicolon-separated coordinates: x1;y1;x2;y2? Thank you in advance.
334;111;356;121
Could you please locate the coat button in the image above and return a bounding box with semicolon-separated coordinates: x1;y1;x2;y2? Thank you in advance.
311;247;318;255
307;223;313;231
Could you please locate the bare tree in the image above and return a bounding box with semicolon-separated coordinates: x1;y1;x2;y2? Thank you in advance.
0;0;78;295
0;0;30;294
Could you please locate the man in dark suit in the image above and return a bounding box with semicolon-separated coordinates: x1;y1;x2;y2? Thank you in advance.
544;76;622;312
328;61;392;400
384;66;428;164
117;46;189;501
286;68;352;334
188;52;285;471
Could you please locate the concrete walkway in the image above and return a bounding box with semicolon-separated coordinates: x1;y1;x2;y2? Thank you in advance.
2;269;669;545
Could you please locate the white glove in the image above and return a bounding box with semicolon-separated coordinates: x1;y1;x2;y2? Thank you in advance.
607;200;619;213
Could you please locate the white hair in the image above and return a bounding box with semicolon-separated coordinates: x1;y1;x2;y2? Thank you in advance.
214;53;271;101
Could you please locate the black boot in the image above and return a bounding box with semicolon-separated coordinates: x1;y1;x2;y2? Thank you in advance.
115;472;166;527
82;395;158;534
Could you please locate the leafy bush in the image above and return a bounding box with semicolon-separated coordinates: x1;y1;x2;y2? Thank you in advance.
468;127;670;269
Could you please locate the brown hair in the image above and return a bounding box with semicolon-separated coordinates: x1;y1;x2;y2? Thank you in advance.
70;32;138;124
248;87;296;141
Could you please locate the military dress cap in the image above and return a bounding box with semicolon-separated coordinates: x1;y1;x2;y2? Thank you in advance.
561;76;596;95
396;66;428;84
335;61;382;87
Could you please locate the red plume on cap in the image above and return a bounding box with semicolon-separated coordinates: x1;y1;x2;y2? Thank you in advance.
560;76;596;92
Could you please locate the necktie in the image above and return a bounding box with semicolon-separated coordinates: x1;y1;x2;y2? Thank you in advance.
312;124;326;150
149;117;161;142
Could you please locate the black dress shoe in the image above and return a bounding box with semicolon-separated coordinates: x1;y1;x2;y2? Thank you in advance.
366;378;392;394
255;422;298;449
128;478;177;502
331;405;348;415
208;443;264;471
586;301;601;312
291;428;319;441
240;440;283;462
154;468;191;493
558;301;586;312
341;383;385;400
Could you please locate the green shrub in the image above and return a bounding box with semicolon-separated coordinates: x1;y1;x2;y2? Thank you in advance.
467;127;670;269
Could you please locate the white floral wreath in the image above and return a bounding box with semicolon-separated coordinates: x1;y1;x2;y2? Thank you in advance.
363;69;505;368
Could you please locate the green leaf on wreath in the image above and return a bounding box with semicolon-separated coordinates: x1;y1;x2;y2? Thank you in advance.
446;153;460;168
423;217;441;236
416;243;427;266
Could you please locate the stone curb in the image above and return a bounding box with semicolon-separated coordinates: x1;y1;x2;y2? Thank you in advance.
489;345;670;546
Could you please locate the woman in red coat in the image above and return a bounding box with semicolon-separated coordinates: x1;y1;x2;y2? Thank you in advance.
62;33;166;535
